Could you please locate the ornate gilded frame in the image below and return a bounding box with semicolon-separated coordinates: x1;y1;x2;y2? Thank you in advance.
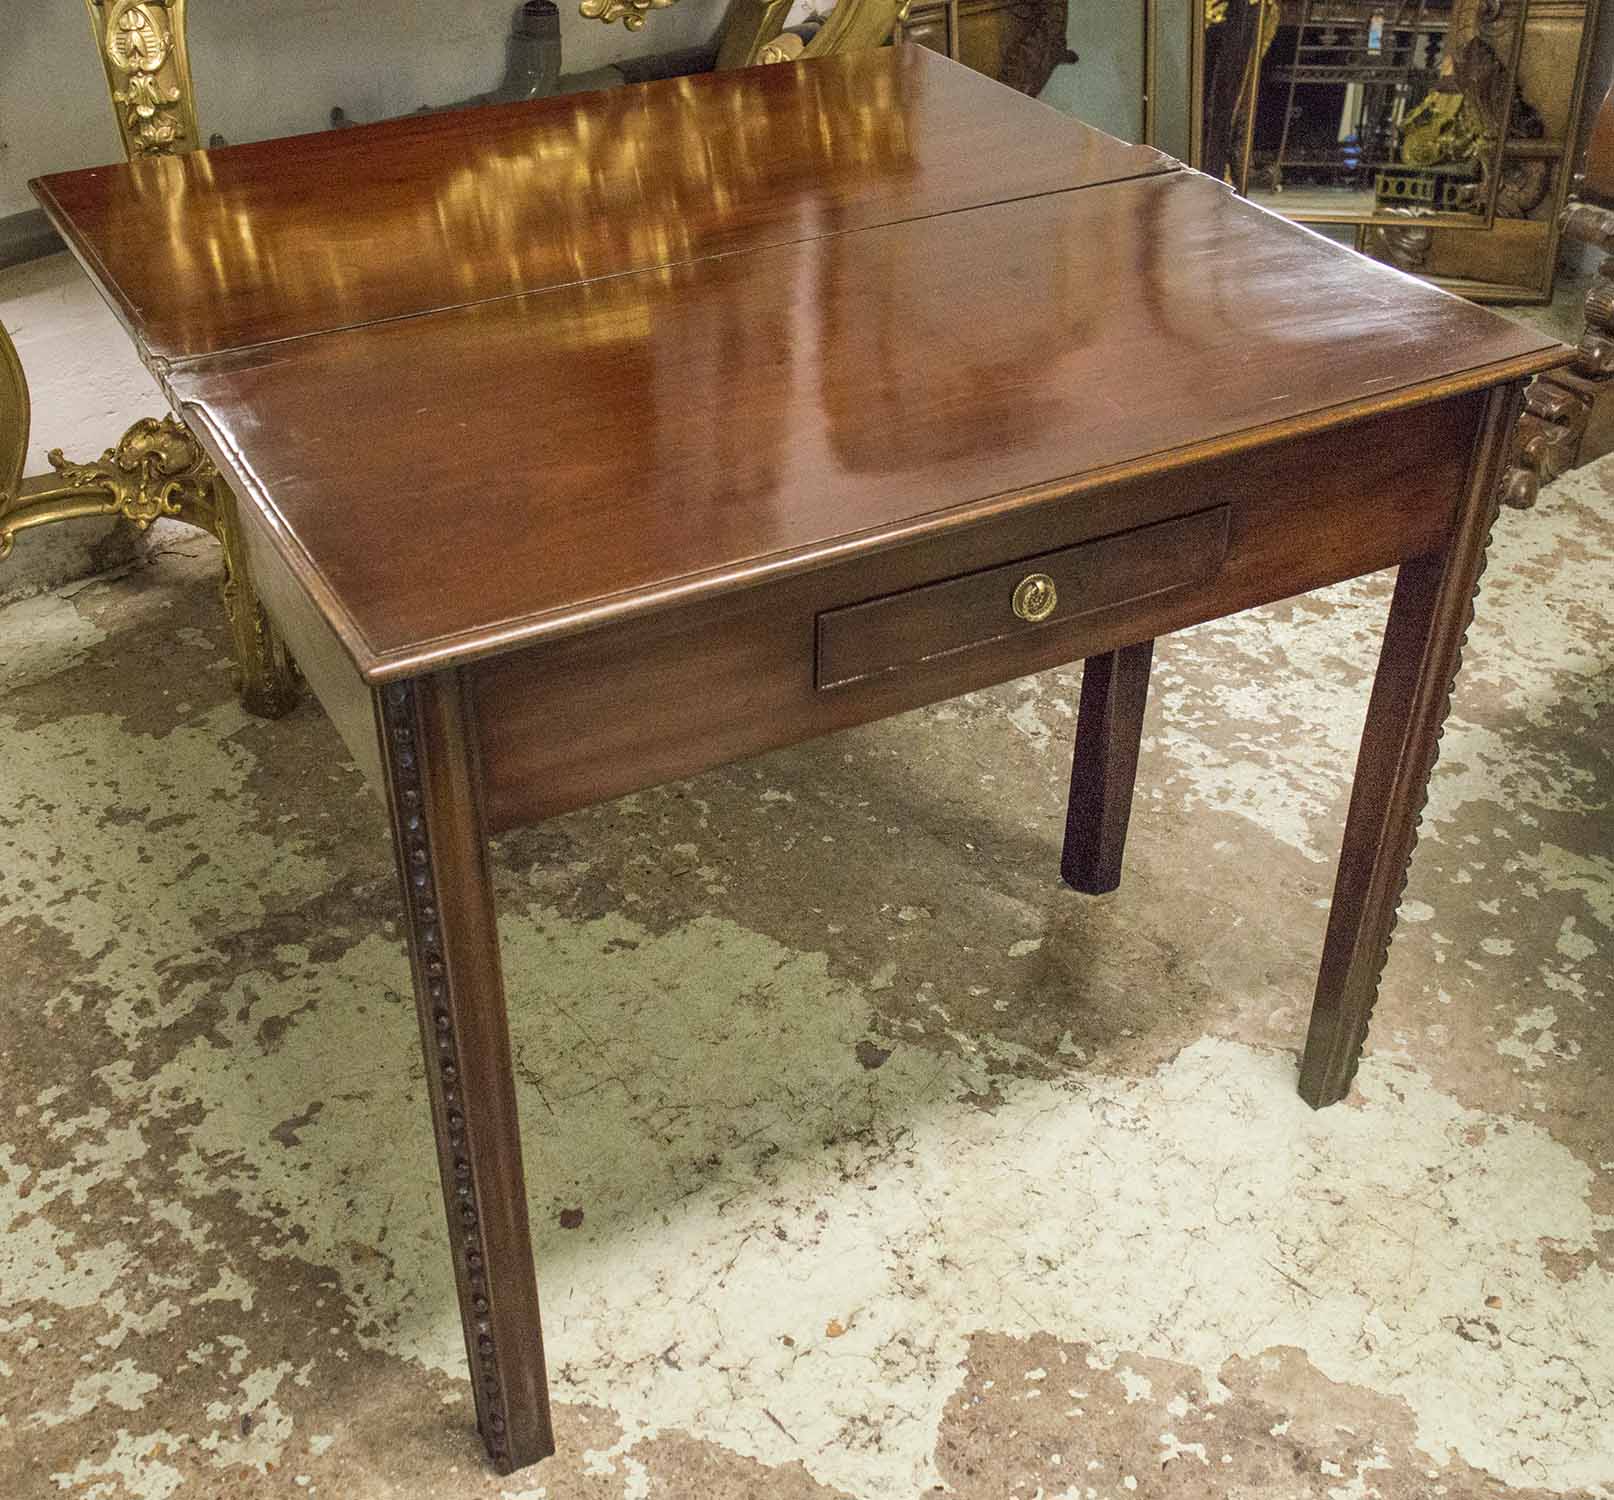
1209;0;1540;233
83;0;202;157
0;1;297;717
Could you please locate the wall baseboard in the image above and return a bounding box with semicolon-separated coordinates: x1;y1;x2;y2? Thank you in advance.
1;210;64;270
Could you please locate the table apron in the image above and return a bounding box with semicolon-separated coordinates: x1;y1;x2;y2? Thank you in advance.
460;392;1483;831
232;489;384;789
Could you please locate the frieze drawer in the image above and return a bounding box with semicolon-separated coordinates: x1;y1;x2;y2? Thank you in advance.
815;504;1231;691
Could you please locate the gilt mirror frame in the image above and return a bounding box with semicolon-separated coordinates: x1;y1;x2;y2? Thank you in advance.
1145;0;1205;166
1157;0;1537;234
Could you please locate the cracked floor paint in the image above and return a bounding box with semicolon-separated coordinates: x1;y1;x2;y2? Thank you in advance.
1;449;1610;1497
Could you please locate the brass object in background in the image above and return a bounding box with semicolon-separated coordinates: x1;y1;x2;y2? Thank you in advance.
81;0;200;157
1012;572;1058;622
578;0;678;29
759;33;808;62
572;0;912;75
715;0;908;71
1233;0;1532;231
1180;0;1606;302
1362;0;1549;222
325;1;919;159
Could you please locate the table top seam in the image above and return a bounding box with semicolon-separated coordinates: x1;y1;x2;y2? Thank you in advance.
118;129;1565;689
150;162;1183;374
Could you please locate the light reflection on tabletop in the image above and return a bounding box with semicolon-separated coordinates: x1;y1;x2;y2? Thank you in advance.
34;48;1172;362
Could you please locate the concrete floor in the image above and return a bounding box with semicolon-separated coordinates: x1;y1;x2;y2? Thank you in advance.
1;256;1611;1499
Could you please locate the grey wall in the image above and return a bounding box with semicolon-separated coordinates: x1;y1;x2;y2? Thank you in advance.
1040;4;1143;142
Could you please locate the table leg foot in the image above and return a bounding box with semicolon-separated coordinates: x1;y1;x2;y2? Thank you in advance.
1061;640;1154;895
1298;383;1520;1109
379;672;555;1471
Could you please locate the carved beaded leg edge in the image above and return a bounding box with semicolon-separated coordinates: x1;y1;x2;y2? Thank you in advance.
1329;478;1506;1103
379;679;517;1469
1298;381;1522;1109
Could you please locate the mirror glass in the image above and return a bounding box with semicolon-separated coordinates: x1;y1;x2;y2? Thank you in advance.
1201;0;1537;229
1145;0;1199;165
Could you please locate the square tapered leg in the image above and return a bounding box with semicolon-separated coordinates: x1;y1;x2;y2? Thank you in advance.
1062;640;1155;896
1299;382;1523;1108
377;671;554;1471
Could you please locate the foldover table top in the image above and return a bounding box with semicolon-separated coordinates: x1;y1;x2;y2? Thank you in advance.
34;46;1561;686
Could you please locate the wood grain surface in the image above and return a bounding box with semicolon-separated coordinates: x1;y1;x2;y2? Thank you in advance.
34;46;1171;361
815;505;1227;689
467;394;1485;830
162;170;1562;682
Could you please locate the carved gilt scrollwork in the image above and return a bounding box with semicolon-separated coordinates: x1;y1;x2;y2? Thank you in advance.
82;0;199;159
45;415;219;538
1390;0;1549;220
0;319;299;718
212;477;302;719
578;0;679;29
0;336;218;562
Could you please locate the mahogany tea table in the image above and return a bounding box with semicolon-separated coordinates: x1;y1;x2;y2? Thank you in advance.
34;46;1567;1473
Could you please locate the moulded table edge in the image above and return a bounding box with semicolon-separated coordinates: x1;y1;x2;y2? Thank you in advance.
174;341;1568;687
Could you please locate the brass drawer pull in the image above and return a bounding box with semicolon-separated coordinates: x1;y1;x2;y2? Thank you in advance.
1012;572;1058;623
814;505;1229;691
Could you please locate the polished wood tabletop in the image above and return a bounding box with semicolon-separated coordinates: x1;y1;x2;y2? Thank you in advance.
35;43;1558;687
32;47;1572;1479
36;46;1171;362
159;168;1559;682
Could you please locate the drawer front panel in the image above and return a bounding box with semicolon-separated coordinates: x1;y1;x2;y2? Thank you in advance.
816;505;1230;690
473;393;1482;832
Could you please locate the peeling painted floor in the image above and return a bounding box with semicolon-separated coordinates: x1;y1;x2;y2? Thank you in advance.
3;323;1613;1498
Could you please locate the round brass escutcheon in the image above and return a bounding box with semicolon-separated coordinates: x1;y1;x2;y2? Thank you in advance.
1012;572;1058;624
